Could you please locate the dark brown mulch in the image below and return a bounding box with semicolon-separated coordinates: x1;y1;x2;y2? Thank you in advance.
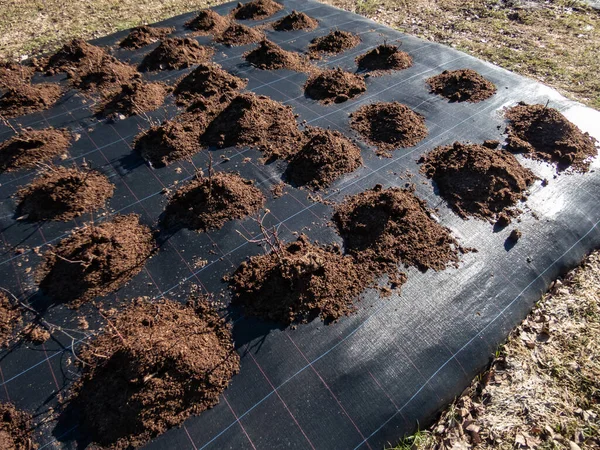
139;38;214;71
232;0;283;20
185;9;230;35
230;234;369;325
272;11;318;31
350;101;428;156
97;80;169;119
418;141;537;221
427;69;497;103
214;24;264;46
38;214;155;307
162;171;265;232
43;39;107;75
16;166;115;222
201;92;303;160
0;61;35;89
0;292;22;347
119;26;175;49
505;102;598;172
0;82;63;118
304;68;366;104
67;297;239;449
0;128;71;173
0;402;35;450
356;43;413;75
308;30;361;55
244;40;313;72
285;126;362;189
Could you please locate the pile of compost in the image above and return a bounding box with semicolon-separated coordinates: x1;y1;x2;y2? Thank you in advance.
333;185;463;282
139;38;214;71
0;82;62;118
356;43;412;75
0;61;34;89
304;68;366;104
119;26;174;49
67;297;239;449
244;40;312;72
232;0;283;20
38;214;155;306
427;69;497;103
272;10;318;31
285;126;362;189
214;24;264;46
350;101;428;156
162;171;265;232
230;235;369;325
98;80;168;118
201;92;303;160
185;9;230;35
43;39;107;75
419;141;537;221
308;30;360;54
16;166;115;222
0;292;21;347
0;402;34;449
505;102;598;172
173;63;247;108
0;128;71;172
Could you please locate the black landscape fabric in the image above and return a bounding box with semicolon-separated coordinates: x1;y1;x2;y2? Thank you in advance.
0;1;599;449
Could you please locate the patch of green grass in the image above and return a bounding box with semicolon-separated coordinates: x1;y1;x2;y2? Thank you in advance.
389;428;432;450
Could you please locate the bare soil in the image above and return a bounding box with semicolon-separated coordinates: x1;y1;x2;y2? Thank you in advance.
427;68;497;103
304;68;366;104
139;37;214;71
0;402;35;450
272;11;318;31
0;61;34;88
0;291;21;347
185;9;230;35
119;26;174;49
0;128;71;173
308;29;360;55
214;24;264;46
244;39;313;72
232;0;283;21
355;43;412;75
98;80;168;118
42;39;107;75
0;82;62;118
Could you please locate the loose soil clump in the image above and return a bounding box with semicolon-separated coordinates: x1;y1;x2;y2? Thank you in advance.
0;61;34;89
308;30;361;55
139;38;214;71
304;68;366;104
505;102;598;172
0;291;22;347
16;166;115;222
98;80;168;118
418;142;536;221
38;214;155;306
356;43;413;75
427;69;497;103
185;9;230;35
0;82;62;118
0;128;71;173
230;235;369;325
285;127;362;189
244;40;312;72
350;101;428;156
201;92;303;160
272;11;318;31
333;184;462;280
43;39;107;75
66;297;239;449
0;402;35;449
174;63;247;108
162;171;265;232
134;111;209;167
214;24;264;46
232;0;283;20
119;26;174;49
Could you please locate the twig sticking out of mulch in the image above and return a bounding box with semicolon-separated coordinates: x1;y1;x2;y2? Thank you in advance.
427;69;497;103
356;43;413;75
0;128;71;173
304;68;366;104
244;39;313;72
214;24;264;46
0;82;63;118
271;11;318;31
0;402;36;449
139;38;214;71
119;26;174;49
185;9;230;35
232;0;283;21
308;30;361;55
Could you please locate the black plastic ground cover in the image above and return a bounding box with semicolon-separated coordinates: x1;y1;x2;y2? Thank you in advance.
0;1;599;449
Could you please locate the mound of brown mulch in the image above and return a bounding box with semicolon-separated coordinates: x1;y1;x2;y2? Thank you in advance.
427;69;497;103
308;30;361;55
214;24;264;46
230;234;369;325
356;44;413;75
0;291;22;347
43;39;107;75
162;171;265;232
68;297;239;449
244;40;312;72
0;128;71;173
232;0;283;20
505;102;598;172
174;63;247;108
139;38;214;71
201;92;303;160
304;68;366;104
0;61;34;89
333;184;462;281
98;80;168;118
285;127;362;189
38;214;155;306
119;26;174;49
418;142;537;221
185;9;230;35
272;10;318;31
0;82;62;118
0;402;35;449
16;166;115;222
350;101;428;156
